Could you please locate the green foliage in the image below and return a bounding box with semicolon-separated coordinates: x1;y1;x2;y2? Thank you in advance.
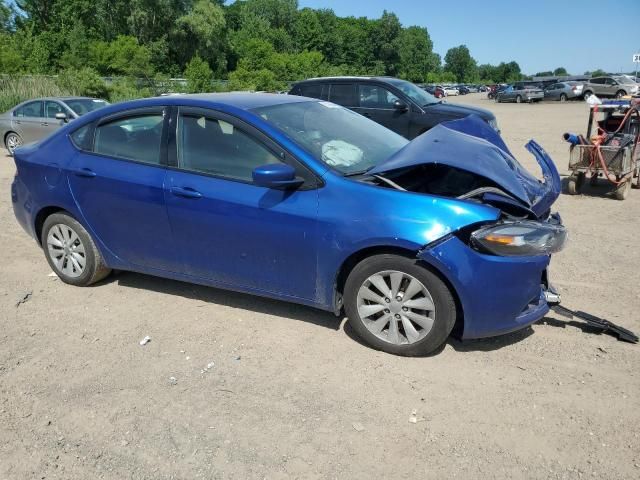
588;69;607;77
534;71;553;77
0;75;69;113
2;0;529;99
56;67;110;98
444;45;477;82
553;67;568;76
185;55;213;93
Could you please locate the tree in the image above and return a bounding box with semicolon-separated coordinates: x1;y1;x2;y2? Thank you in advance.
553;67;568;76
185;55;213;93
587;69;607;77
176;0;227;74
395;26;439;82
444;45;477;82
534;71;553;77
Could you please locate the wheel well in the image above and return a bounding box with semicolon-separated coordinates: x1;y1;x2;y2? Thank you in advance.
4;131;17;148
334;246;465;336
34;207;66;245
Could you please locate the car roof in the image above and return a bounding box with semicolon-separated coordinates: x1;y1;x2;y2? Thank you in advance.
293;76;400;85
174;92;313;110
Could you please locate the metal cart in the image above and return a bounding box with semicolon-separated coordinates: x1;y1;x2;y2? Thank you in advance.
567;102;640;200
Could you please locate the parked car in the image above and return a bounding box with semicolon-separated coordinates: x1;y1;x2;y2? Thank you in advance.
543;81;584;102
496;85;544;103
457;85;470;95
582;76;639;99
422;85;446;99
289;77;498;139
443;86;459;96
466;85;479;93
1;97;109;155
10;93;565;356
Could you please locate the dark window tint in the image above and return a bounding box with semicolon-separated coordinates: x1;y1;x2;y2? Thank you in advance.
45;101;65;119
298;83;327;100
65;99;109;116
14;101;43;118
590;78;605;84
178;114;282;182
329;84;357;107
94;114;164;164
359;85;399;108
70;124;93;151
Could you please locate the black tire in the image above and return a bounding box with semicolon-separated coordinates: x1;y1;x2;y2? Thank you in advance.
566;173;584;195
344;254;456;356
559;93;567;102
5;131;22;156
583;90;593;99
516;95;522;104
615;90;626;99
41;212;111;286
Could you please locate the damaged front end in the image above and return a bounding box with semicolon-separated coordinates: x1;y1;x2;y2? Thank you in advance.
363;115;568;339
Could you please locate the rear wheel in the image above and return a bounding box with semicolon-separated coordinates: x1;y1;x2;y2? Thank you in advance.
516;95;522;104
615;90;626;99
560;93;567;102
567;173;584;194
344;254;456;356
42;212;111;286
5;132;22;156
583;90;593;99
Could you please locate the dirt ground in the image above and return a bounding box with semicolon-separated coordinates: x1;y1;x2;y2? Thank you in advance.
1;94;639;480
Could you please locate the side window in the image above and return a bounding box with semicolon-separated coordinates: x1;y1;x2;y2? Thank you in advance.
299;83;325;100
359;85;399;108
178;114;283;182
94;114;164;164
70;124;93;151
590;78;604;85
329;84;357;107
45;101;65;119
14;101;43;118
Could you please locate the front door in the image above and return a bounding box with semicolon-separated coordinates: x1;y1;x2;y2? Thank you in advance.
353;84;411;138
164;108;320;300
67;107;180;271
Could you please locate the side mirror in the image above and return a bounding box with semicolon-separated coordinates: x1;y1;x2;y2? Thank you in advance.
252;163;303;190
393;99;408;112
55;112;68;122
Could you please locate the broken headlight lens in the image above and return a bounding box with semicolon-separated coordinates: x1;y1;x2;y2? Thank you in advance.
470;220;567;257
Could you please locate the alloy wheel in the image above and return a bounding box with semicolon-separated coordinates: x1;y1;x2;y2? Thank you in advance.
47;223;87;278
6;133;22;154
356;270;436;345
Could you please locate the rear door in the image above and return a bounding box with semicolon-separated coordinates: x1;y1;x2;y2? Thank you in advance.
67;107;180;271
328;83;358;110
353;83;411;137
590;77;605;95
12;101;46;143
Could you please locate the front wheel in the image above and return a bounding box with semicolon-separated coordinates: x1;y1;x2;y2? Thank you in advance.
583;90;593;100
615;90;626;99
5;132;22;156
560;93;567;102
42;212;111;286
516;95;522;103
344;254;456;356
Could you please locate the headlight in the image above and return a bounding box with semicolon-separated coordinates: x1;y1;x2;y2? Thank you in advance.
470;220;567;257
488;118;499;132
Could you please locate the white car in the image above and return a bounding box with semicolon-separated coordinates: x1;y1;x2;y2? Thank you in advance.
443;86;459;96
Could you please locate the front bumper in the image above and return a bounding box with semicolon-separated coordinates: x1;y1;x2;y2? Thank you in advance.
418;235;551;339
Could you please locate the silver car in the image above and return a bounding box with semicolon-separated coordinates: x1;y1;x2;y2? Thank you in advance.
1;97;109;155
543;81;584;101
582;76;639;99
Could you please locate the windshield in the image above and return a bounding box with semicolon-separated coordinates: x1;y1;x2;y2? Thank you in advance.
385;79;439;106
65;98;109;116
252;101;408;175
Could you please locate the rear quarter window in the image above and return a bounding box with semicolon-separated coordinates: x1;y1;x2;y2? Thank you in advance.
298;83;328;100
329;84;357;107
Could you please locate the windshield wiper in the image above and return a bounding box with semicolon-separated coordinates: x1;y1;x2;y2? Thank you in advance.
344;167;374;177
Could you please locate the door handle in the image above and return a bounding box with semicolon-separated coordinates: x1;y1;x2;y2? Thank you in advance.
41;122;49;126
72;168;96;178
170;186;202;199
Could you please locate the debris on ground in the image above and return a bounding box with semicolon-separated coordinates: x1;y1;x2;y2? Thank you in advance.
409;409;426;424
15;291;32;308
47;272;58;279
352;422;365;432
139;336;151;346
201;362;215;374
168;376;177;386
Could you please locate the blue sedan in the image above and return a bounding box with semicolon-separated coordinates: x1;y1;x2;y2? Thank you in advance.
11;94;566;356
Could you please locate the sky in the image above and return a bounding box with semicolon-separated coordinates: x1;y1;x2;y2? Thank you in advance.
299;0;640;75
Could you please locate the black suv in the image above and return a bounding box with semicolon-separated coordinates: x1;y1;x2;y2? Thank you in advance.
289;77;498;139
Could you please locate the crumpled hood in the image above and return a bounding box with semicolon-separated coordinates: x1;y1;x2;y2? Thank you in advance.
368;114;561;217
